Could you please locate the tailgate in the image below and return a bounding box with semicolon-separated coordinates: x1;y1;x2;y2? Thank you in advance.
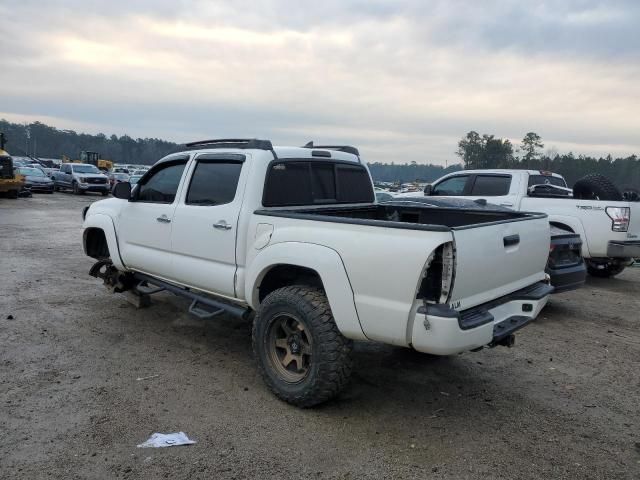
449;215;550;310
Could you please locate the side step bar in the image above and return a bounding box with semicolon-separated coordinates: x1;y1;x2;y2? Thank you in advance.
131;272;249;320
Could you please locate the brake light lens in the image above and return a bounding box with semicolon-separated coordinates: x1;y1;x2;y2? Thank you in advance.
606;207;630;232
417;242;456;304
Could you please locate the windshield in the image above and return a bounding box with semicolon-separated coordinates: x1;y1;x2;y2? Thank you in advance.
18;167;45;177
72;165;100;174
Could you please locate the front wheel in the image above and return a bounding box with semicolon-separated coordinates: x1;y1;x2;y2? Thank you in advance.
586;259;626;278
252;285;353;407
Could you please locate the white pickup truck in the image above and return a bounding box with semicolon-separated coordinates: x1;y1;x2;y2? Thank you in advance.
423;169;640;278
82;140;553;407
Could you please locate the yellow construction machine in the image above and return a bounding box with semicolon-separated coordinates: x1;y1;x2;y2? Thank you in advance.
63;151;113;172
0;133;25;199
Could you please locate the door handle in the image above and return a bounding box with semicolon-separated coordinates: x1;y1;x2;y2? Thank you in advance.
156;215;171;223
503;234;520;247
213;220;232;230
500;202;514;207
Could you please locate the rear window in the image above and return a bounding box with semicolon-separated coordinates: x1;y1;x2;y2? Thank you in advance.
470;175;511;196
263;161;373;207
528;175;567;188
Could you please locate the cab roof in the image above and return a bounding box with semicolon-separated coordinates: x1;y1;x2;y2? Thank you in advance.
456;169;564;179
170;138;361;164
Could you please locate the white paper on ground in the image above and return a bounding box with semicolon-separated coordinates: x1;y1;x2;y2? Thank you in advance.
137;432;196;448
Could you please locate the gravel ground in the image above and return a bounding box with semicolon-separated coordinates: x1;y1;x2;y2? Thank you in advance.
1;193;639;480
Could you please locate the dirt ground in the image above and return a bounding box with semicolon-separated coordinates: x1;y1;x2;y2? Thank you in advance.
1;193;639;480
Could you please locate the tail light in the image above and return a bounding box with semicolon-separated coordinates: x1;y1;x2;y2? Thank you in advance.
417;242;456;304
606;207;630;232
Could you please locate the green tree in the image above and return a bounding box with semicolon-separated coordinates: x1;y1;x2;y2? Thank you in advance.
521;132;544;168
457;131;514;169
456;131;483;169
483;135;514;168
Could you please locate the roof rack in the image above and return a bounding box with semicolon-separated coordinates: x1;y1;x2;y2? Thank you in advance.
303;141;359;156
184;138;273;150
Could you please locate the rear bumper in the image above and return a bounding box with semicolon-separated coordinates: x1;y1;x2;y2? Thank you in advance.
607;240;640;258
546;262;586;293
412;281;553;355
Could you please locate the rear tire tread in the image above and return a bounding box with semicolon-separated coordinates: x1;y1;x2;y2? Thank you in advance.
252;285;353;408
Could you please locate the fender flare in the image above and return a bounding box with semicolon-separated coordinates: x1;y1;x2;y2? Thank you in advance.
82;214;126;270
244;242;367;341
547;215;590;257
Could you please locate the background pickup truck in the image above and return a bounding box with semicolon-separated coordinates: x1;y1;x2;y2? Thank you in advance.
423;169;640;278
82;139;553;407
52;163;110;195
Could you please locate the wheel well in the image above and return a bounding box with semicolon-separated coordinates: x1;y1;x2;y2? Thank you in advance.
84;228;110;259
550;221;574;233
258;265;324;303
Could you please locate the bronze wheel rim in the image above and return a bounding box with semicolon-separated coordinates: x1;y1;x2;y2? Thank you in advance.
266;313;312;383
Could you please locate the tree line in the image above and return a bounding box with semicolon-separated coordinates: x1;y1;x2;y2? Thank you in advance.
456;130;640;187
1;119;638;188
0;119;178;165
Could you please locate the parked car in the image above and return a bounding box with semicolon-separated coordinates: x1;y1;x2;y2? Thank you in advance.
112;167;130;174
424;169;640;277
128;174;143;185
374;188;394;202
51;163;110;195
42;167;58;178
16;167;55;193
82;139;553;407
108;172;130;188
131;169;148;176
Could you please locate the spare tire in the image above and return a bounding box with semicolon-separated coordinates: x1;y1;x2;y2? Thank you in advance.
621;185;640;202
573;174;623;201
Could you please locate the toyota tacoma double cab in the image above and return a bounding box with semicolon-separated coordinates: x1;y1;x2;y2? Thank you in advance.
423;170;640;278
82;139;553;407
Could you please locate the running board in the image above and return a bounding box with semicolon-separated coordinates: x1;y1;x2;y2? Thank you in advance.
188;300;225;319
131;272;249;320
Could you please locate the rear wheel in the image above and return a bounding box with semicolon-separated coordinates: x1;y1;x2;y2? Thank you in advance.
252;285;353;407
7;189;18;199
586;259;627;278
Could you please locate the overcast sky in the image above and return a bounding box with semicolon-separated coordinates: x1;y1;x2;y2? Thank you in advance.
1;0;639;164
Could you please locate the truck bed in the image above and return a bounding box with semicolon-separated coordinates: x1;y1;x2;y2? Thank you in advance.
255;203;546;230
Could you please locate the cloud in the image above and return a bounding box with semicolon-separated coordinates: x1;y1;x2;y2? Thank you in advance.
0;1;638;164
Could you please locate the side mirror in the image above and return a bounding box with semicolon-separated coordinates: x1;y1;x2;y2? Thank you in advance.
112;181;132;200
423;184;433;196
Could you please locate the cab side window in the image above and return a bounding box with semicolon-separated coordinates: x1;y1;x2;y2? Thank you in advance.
186;160;243;206
469;175;511;196
432;175;469;196
137;161;187;203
